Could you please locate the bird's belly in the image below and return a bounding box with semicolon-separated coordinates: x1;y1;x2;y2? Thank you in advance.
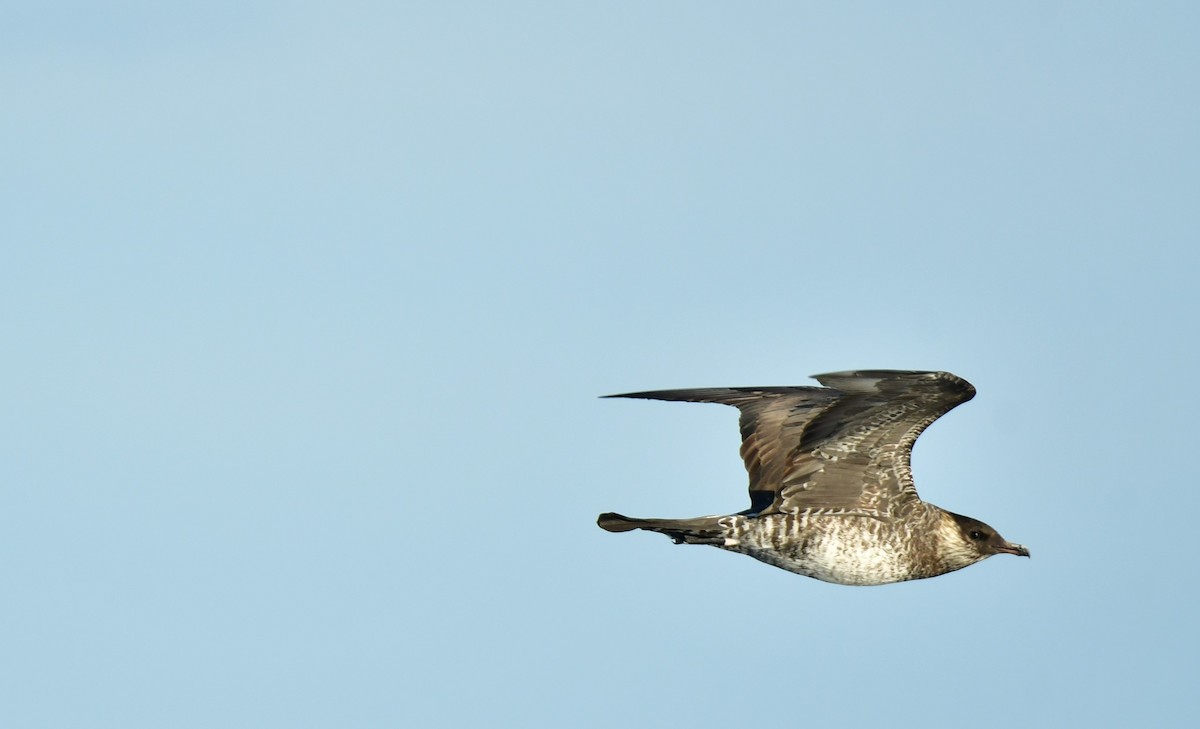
734;516;920;586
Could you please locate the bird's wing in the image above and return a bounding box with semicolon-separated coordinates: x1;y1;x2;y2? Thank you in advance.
604;370;975;517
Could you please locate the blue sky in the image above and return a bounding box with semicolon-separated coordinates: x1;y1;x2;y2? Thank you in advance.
3;2;1198;727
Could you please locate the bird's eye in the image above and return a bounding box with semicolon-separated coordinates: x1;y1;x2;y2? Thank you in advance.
969;530;986;541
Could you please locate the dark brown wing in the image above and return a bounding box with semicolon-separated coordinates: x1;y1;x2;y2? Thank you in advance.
604;370;975;517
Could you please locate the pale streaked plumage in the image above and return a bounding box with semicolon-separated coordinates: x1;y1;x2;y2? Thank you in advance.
597;370;1028;585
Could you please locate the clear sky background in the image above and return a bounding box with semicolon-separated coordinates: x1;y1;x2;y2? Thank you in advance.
3;2;1198;727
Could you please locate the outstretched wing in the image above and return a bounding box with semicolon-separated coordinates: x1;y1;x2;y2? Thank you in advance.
604;370;975;517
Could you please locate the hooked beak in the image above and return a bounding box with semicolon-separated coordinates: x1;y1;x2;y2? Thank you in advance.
997;542;1030;558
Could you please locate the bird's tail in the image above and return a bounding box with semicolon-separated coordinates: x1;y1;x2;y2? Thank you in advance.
597;512;726;545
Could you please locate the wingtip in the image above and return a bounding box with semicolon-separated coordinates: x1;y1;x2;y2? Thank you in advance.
598;391;667;401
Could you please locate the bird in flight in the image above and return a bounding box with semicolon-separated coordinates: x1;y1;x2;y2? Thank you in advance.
597;370;1028;585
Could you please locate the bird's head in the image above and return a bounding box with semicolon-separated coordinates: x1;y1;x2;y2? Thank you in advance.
945;511;1030;561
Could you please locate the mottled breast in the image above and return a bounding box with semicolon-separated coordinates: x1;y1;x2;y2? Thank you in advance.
720;512;938;586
